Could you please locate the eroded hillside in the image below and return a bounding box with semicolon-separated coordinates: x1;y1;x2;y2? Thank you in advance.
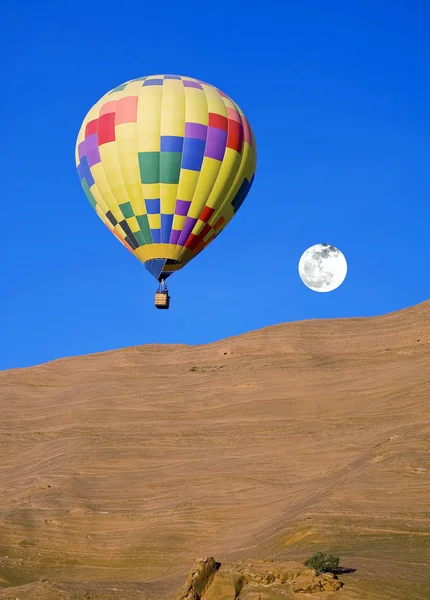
0;301;429;599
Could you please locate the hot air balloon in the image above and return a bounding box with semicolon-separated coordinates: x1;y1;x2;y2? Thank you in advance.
75;74;256;309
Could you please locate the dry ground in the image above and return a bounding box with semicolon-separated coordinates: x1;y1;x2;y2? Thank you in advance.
0;300;429;599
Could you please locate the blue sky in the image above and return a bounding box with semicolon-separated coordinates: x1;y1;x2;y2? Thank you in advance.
2;0;429;370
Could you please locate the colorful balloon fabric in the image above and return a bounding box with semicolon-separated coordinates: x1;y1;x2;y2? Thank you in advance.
75;74;257;281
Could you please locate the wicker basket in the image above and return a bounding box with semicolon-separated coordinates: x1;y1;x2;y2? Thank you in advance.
154;293;170;309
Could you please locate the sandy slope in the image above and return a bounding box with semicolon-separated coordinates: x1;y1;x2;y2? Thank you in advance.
0;300;429;599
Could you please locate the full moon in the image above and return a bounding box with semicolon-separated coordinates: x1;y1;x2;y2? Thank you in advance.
298;244;347;292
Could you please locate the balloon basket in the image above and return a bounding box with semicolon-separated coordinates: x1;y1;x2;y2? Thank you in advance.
154;292;170;309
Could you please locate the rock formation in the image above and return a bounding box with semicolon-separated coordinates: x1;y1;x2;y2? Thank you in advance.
176;557;343;599
175;556;221;600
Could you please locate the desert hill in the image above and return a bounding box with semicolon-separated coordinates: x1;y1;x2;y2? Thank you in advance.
0;300;429;599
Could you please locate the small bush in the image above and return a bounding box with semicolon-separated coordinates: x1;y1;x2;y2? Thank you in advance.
304;552;340;575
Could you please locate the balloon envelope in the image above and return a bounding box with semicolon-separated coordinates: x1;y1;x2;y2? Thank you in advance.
75;74;256;281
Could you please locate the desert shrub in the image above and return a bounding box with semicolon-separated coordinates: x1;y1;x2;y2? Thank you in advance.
304;552;340;575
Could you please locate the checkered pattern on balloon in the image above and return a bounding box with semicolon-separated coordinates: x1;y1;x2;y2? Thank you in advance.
76;74;256;282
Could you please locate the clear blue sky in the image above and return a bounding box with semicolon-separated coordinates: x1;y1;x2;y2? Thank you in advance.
2;0;429;370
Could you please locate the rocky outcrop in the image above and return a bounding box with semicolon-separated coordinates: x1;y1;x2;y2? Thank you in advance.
203;569;246;600
176;557;344;599
175;556;221;600
292;568;342;593
235;560;343;595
